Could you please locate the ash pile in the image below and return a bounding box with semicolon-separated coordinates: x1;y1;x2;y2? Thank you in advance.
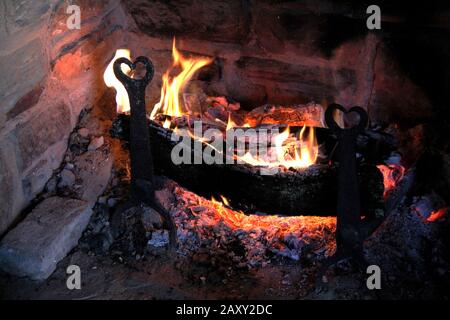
153;178;336;269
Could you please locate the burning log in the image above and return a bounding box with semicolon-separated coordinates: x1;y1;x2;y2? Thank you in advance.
244;103;327;128
111;114;384;217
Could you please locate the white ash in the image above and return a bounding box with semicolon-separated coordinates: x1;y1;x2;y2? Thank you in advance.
148;230;170;248
58;169;76;188
156;180;336;268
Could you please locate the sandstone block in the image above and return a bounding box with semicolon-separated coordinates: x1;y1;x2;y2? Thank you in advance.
0;197;92;280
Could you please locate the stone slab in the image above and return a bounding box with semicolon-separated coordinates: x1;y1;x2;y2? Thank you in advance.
74;149;113;204
14;101;71;171
0;197;92;280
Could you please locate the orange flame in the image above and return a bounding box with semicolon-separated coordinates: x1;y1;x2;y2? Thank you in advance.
207;194;334;233
240;125;318;169
220;195;230;206
150;39;212;120
226;113;238;131
162;118;172;129
103;49;132;113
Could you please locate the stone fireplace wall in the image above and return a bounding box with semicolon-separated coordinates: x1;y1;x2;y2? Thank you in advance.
0;0;127;236
0;0;448;236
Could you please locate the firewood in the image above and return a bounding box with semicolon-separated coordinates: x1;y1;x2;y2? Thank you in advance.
111;114;384;216
244;103;327;128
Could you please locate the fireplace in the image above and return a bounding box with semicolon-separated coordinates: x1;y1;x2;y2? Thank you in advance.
0;0;449;300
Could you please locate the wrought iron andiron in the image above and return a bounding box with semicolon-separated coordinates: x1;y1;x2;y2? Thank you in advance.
113;56;155;205
325;103;368;259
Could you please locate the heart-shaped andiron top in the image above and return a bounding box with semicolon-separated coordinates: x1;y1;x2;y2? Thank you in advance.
325;103;368;134
113;56;154;88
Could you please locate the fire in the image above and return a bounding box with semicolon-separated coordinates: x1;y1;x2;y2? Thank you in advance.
103;49;132;113
278;126;318;168
377;164;405;197
240;125;318;169
162;118;172;129
207;194;334;234
226;113;238;131
219;195;230;206
427;207;448;222
105;42;319;171
150;39;213;120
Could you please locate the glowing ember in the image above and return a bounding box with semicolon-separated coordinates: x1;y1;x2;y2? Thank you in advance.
377;164;405;197
168;185;336;264
427;207;448;222
103;49;132;113
208;195;333;233
150;38;213;120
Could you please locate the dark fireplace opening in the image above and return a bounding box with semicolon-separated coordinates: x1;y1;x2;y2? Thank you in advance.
0;0;449;301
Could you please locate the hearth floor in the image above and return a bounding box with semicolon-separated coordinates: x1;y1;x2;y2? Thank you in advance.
0;247;371;300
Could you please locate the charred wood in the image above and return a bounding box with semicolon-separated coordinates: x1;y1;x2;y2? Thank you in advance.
111;114;384;217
